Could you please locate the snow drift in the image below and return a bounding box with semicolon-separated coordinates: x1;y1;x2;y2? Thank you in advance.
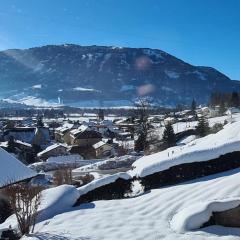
171;198;240;233
132;122;240;177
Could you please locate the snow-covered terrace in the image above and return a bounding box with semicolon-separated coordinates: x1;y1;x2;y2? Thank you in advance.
132;121;240;177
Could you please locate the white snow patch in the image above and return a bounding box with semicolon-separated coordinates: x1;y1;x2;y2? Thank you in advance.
171;198;240;233
0;185;80;232
32;84;42;89
37;185;80;222
164;70;180;79
120;85;135;92
142;49;164;59
73;87;99;92
161;86;176;93
177;135;197;145
99;53;111;71
3;96;61;107
47;154;83;163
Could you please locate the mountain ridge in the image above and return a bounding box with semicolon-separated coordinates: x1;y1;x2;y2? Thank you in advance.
0;44;239;107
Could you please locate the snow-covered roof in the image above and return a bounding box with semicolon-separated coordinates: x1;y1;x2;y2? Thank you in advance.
92;141;108;149
0;141;8;148
70;125;89;136
0;147;37;188
15;140;32;148
55;123;74;133
164;117;175;121
4;127;35;143
37;143;67;157
100;120;113;126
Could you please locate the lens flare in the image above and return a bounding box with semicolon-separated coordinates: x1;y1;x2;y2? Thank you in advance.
135;56;151;71
137;84;155;96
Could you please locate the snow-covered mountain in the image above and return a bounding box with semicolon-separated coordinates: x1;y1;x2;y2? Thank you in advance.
0;44;239;107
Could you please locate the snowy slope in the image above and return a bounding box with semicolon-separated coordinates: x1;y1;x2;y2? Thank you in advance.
0;185;79;231
0;147;37;188
132;121;240;177
21;168;240;240
171;197;240;233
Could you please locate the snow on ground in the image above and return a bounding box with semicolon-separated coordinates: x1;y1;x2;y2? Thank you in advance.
0;147;37;187
46;154;83;163
37;185;80;222
171;197;240;233
120;85;135;92
164;70;180;79
0;185;79;232
177;135;197;145
154;113;240;139
29;158;103;172
73;87;99;92
21;168;240;240
3;96;62;107
32;84;42;89
132;121;240;178
73;155;139;173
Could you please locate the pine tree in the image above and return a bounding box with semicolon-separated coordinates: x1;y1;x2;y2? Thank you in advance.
196;115;210;137
37;116;44;127
7;136;15;152
219;100;226;116
230;92;239;108
162;122;176;147
134;133;146;152
98;109;104;121
191;98;196;114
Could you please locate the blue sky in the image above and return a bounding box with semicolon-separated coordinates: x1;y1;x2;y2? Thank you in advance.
0;0;240;79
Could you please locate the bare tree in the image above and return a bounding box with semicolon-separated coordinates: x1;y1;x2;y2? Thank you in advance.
53;167;73;186
2;183;43;236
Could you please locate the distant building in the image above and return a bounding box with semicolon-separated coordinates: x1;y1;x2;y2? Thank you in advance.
226;107;240;115
116;132;133;140
3;127;36;143
54;123;75;144
3;127;50;149
93;141;114;158
69;125;102;147
37;143;68;161
164;117;176;125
